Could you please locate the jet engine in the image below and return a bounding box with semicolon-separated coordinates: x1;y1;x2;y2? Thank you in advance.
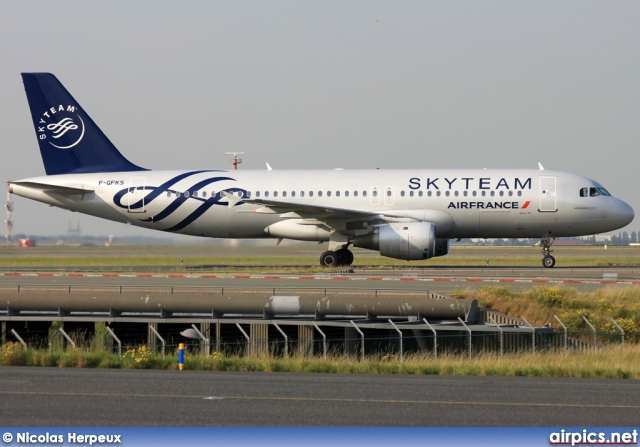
353;222;437;260
434;238;450;257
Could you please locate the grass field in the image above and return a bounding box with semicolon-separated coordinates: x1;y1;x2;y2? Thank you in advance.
1;244;639;268
2;343;639;379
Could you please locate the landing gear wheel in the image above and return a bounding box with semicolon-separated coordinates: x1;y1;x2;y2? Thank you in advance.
540;236;557;268
320;250;338;267
335;248;354;266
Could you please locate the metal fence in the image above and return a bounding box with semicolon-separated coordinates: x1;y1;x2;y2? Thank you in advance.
1;317;628;361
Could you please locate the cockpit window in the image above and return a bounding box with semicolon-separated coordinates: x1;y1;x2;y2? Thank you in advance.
597;187;611;196
581;187;611;197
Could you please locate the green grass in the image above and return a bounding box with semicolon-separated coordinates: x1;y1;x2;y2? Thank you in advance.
452;285;640;342
1;245;639;268
2;344;640;379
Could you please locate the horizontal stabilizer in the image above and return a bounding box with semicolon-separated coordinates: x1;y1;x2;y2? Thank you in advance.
9;181;94;195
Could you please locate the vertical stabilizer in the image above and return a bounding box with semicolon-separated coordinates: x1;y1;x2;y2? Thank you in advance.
21;73;147;175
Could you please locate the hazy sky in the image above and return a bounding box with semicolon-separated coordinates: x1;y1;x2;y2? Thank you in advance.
1;1;639;240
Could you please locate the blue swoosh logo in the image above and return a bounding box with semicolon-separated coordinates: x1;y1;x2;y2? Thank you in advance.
113;171;247;232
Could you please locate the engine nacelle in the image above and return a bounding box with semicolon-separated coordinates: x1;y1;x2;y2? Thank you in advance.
353;222;437;260
434;238;450;257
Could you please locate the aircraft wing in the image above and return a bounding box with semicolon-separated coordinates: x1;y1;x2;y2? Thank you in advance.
9;181;95;196
225;193;420;225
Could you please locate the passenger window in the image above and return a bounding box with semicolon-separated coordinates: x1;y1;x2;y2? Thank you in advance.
401;191;405;197
265;191;269;197
274;191;278;197
309;191;314;197
409;191;413;197
517;191;522;197
318;191;323;197
437;191;441;197
508;191;513;197
445;191;450;197
246;191;251;198
300;191;304;197
419;191;423;197
166;192;172;197
472;191;477;197
184;191;190;198
291;191;295;197
354;191;358;197
255;191;260;198
193;191;198;197
327;191;331;197
580;188;588;197
373;190;378;197
463;191;468;197
363;191;367;197
490;191;495;197
345;191;349;197
427;191;432;197
336;191;340;197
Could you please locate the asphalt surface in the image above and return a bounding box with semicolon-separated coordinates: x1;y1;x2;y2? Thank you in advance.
1;266;639;294
0;367;639;426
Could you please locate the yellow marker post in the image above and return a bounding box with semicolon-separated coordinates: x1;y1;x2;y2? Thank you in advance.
178;343;185;370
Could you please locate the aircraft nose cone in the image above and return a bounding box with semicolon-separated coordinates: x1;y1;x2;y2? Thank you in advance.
616;200;635;227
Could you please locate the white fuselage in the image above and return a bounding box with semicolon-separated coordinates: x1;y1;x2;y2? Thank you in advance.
10;168;634;241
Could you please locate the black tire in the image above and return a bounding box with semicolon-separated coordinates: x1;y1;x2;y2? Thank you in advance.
542;255;556;268
320;250;338;267
335;249;354;266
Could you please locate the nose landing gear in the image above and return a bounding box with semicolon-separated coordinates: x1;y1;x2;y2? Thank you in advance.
541;237;556;268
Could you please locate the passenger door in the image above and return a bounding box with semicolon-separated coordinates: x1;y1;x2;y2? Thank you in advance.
539;176;557;212
127;177;147;213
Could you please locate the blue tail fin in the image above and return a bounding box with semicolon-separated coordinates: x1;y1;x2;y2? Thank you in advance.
21;73;147;175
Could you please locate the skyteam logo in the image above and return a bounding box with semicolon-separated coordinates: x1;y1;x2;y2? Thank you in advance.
113;171;247;232
37;104;85;149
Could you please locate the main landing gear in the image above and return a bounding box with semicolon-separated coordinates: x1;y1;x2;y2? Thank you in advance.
541;237;556;268
320;248;354;267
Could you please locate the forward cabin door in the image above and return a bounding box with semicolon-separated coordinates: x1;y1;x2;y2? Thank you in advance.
539;176;557;212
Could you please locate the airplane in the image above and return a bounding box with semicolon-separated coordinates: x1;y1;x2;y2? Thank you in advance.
9;73;635;268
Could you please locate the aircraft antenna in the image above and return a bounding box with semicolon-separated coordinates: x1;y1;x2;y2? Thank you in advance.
5;187;13;246
225;152;245;170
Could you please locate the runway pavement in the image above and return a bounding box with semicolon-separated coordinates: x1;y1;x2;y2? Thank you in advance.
0;367;639;426
1;267;639;294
